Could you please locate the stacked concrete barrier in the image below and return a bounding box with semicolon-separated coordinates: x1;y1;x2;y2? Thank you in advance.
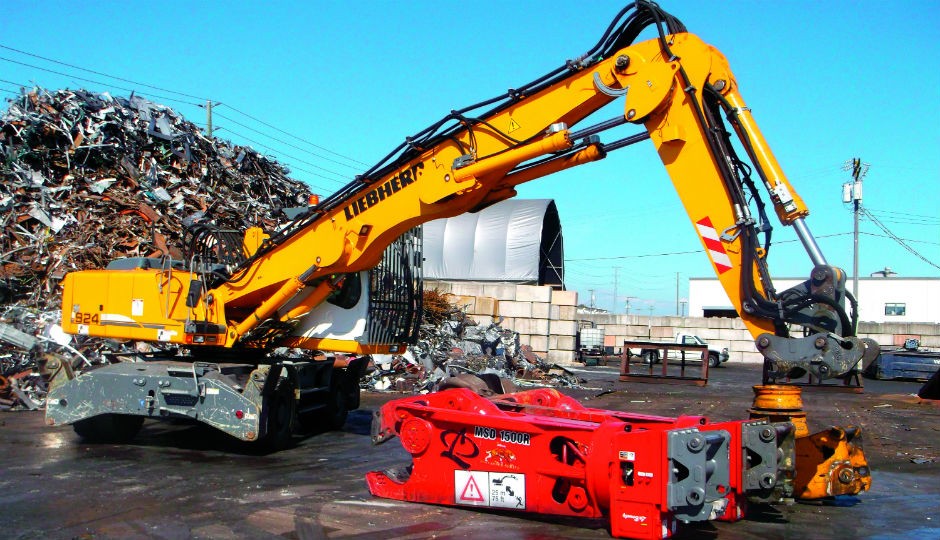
424;282;579;363
425;281;940;365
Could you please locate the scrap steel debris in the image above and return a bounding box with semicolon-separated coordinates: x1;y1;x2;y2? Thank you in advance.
362;291;583;393
0;87;312;310
0;87;315;409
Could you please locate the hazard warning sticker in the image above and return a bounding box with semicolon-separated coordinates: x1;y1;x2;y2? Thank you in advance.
454;470;526;509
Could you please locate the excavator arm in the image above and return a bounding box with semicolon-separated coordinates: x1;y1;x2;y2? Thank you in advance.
60;1;875;380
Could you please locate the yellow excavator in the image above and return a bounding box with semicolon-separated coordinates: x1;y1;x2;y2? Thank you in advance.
47;0;874;496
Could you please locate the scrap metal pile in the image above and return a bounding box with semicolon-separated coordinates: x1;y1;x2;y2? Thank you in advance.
363;291;582;393
1;88;312;309
0;88;314;409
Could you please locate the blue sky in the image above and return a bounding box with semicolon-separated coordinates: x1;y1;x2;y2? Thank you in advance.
3;0;938;314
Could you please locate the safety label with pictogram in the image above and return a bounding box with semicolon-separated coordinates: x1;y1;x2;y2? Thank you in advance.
454;470;526;509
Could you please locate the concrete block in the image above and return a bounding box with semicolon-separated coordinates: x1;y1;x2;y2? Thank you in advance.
424;281;453;294
729;341;758;353
497;317;515;330
551;319;578;337
467;314;496;327
548;349;576;365
625;325;651;338
891;334;921;347
716;317;740;329
558;306;577;321
601;324;628;337
909;324;940;335
483;283;517;301
856;322;881;334
650;326;674;339
549;305;561;319
532;302;551;320
919;335;940;347
719;328;754;342
498;301;533;318
445;294;476;313
591;314;621;325
694;327;722;341
740;351;764;363
513;318;550;335
448;282;485;297
684;316;711;327
521;335;549;353
475;297;498;317
726;350;762;363
551;289;578;306
516;285;552;303
550;335;576;350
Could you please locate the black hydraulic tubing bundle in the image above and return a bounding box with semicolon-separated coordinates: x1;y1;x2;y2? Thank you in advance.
227;1;687;278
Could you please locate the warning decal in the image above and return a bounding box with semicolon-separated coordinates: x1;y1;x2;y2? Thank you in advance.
455;470;488;506
454;470;526;509
508;117;521;133
695;216;733;274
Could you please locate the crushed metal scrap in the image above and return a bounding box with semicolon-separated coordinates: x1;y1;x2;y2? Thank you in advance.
0;87;317;408
0;87;313;310
361;293;583;393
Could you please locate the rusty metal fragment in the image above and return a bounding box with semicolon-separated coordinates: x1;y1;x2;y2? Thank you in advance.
361;299;582;393
0;87;313;311
0;87;320;408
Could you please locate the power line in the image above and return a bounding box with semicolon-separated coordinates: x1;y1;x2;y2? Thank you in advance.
218;103;370;167
564;233;855;262
213;111;362;173
864;215;940;227
863;209;940;226
859;231;940;246
566;249;701;262
0;77;29;88
865;208;940;221
220;130;349;184
861;208;940;270
215;127;348;191
0;43;210;102
1;44;367;177
0;55;203;109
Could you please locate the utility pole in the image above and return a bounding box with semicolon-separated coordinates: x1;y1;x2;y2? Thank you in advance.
203;100;222;138
588;289;596;308
675;272;680;315
843;158;868;300
612;266;621;314
206;100;214;137
624;296;637;315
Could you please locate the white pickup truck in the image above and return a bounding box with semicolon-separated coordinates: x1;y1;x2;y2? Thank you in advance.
639;333;730;368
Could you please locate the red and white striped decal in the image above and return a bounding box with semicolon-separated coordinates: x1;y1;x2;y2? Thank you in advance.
696;217;733;274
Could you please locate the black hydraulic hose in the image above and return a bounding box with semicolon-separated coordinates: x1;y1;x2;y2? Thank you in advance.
780;293;855;335
844;289;859;330
702;86;858;332
569;116;631;141
223;1;689;281
601;131;652;152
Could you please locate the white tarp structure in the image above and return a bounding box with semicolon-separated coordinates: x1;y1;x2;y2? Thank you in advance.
423;199;564;286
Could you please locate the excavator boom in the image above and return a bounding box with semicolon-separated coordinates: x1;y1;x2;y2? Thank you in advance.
60;3;870;381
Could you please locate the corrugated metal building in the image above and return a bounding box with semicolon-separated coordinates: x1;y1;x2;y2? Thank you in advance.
689;276;940;323
423;199;564;288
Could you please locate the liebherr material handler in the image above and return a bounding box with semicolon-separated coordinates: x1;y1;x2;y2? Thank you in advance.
47;1;878;455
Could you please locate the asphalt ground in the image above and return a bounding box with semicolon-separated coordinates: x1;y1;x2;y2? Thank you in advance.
1;362;938;540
